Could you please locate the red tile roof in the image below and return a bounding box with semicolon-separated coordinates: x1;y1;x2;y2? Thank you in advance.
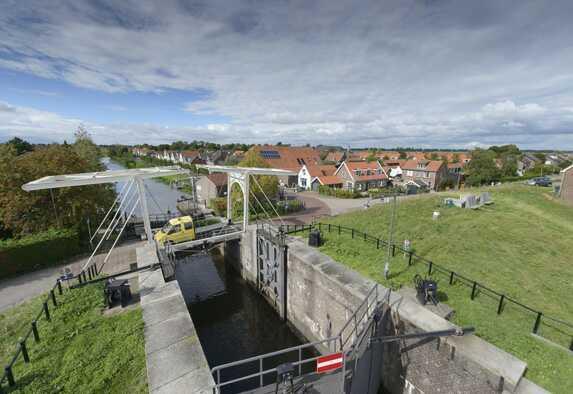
305;164;337;178
401;159;444;172
315;175;343;185
251;145;321;172
325;151;344;162
340;161;388;181
207;173;227;186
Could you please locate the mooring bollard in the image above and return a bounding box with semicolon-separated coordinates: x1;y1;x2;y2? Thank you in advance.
31;321;40;342
20;340;29;363
51;289;57;307
43;301;50;321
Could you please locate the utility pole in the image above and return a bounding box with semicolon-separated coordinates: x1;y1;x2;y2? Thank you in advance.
384;194;397;279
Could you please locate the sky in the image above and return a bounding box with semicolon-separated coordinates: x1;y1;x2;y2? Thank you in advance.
1;0;573;149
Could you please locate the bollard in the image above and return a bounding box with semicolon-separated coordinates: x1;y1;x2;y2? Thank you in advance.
43;301;50;321
51;289;57;307
31;321;40;342
4;365;15;387
470;282;478;300
20;340;29;363
57;280;63;295
532;312;542;334
449;271;455;285
497;295;505;315
338;225;341;235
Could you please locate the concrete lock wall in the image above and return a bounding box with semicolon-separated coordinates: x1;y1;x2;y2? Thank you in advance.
224;227;547;394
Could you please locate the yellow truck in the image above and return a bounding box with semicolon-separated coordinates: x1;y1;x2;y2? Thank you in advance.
154;216;196;246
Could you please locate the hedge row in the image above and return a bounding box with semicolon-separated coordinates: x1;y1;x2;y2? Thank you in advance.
0;228;83;279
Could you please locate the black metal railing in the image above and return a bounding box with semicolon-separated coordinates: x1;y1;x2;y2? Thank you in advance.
0;279;67;392
282;223;573;351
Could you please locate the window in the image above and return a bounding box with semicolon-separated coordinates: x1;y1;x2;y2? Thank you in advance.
425;172;430;178
406;170;413;177
184;222;194;230
366;169;371;176
354;169;361;176
301;178;307;187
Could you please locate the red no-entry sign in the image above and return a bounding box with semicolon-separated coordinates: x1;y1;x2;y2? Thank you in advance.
316;352;344;373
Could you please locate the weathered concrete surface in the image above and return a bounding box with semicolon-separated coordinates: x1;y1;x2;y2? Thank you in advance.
137;244;214;393
230;227;543;393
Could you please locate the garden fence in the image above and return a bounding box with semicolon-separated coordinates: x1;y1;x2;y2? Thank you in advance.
282;222;573;351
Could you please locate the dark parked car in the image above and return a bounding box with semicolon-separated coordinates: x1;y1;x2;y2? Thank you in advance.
526;177;552;187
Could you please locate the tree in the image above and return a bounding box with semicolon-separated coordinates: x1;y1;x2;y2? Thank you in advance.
73;124;101;170
6;137;33;155
500;156;518;177
451;153;460;163
398;151;407;159
233;150;279;218
0;145;115;235
465;149;500;186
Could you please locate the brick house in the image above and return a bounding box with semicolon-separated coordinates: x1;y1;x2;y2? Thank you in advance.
400;160;447;191
334;161;388;191
196;173;227;205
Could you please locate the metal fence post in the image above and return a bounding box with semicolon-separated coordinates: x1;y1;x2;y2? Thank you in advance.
497;295;505;315
51;289;57;307
533;312;542;334
351;229;354;238
449;271;455;285
318;223;322;231
20;340;29;363
78;273;83;285
57;280;63;295
338;224;341;234
569;338;573;352
428;262;433;276
4;365;15;387
376;238;380;249
408;252;413;266
392;244;396;257
43;301;50;321
31;321;40;342
470;282;478;300
88;268;93;281
328;223;331;232
363;232;366;241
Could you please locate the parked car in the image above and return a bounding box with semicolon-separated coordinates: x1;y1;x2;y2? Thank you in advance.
526;177;552;187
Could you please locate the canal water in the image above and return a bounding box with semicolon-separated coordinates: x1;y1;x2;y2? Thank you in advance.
103;158;190;215
174;251;315;393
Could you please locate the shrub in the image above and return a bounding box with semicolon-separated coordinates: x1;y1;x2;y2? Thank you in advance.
318;185;360;199
0;228;83;279
209;197;227;217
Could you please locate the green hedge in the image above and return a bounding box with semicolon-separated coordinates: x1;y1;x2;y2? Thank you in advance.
0;229;83;279
318;185;361;199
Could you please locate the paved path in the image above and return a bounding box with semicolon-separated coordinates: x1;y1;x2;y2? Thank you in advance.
0;241;143;313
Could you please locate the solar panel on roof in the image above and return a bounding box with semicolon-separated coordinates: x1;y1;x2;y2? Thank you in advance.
260;150;281;159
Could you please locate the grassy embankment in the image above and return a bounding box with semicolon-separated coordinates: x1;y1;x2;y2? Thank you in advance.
0;283;147;393
303;184;572;393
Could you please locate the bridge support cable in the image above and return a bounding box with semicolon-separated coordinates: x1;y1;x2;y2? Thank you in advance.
249;188;274;225
251;175;286;227
100;197;141;273
144;183;163;213
90;179;133;243
80;185;138;273
105;190;138;241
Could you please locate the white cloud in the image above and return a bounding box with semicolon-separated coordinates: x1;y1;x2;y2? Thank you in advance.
1;0;573;148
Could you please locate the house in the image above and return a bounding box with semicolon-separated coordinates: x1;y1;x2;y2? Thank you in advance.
545;154;564;167
400;160;447;191
196;173;228;204
447;162;464;187
382;160;406;180
334;161;388;191
377;151;402;160
298;164;337;190
324;151;346;165
203;150;229;165
251;145;322;186
559;164;573;204
180;150;205;165
521;154;541;171
311;175;343;190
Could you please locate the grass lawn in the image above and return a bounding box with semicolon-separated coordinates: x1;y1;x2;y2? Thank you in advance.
0;283;147;393
303;184;573;393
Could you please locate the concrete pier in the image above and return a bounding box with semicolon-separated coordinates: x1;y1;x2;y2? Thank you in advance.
137;244;214;393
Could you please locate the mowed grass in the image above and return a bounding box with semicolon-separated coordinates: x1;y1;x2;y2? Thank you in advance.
305;184;573;393
0;283;147;393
